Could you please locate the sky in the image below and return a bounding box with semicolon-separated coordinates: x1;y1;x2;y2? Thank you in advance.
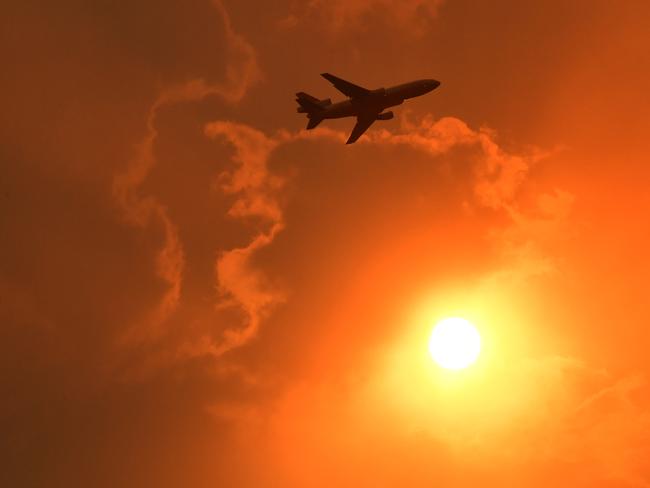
2;1;650;486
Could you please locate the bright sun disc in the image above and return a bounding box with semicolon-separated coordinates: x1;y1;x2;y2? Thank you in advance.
428;317;481;370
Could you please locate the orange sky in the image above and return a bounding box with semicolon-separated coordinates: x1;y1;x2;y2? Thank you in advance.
3;1;650;487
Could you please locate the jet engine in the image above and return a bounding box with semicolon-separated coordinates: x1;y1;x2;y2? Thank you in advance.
376;111;394;120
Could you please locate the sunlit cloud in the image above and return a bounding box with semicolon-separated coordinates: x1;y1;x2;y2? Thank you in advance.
190;113;561;360
202;122;285;357
112;0;260;345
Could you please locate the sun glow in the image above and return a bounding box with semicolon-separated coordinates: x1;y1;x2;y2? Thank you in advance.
428;317;481;370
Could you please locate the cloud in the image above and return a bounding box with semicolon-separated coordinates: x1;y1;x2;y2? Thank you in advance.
371;114;571;282
159;110;566;369
197;115;616;486
368;115;549;210
112;0;260;345
200;122;285;357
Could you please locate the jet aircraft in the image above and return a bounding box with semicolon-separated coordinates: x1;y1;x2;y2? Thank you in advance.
296;73;440;144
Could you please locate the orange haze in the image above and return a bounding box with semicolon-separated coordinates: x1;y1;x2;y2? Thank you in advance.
2;1;650;487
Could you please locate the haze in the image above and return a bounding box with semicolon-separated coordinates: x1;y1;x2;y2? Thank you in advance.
2;1;650;487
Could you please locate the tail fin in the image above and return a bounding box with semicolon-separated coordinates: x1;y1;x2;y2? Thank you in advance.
296;92;330;113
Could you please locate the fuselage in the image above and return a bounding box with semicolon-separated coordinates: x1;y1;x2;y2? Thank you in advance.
321;79;440;119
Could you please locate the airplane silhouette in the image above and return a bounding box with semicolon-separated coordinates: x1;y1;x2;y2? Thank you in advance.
296;73;440;144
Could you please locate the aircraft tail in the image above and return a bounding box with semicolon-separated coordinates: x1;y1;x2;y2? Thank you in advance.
296;92;331;114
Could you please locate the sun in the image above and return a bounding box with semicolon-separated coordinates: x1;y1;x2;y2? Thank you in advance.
428;317;481;370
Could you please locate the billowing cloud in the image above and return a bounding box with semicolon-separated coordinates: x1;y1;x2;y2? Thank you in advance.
199;114;649;487
369;114;548;210
112;0;260;345
193;113;560;361
202;122;285;356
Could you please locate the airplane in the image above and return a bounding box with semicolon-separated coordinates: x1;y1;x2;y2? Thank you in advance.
296;73;440;144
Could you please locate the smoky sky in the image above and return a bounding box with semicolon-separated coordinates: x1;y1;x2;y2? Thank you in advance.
2;1;650;487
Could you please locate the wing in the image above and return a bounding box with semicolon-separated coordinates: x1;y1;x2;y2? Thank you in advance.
346;115;376;144
321;73;371;98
